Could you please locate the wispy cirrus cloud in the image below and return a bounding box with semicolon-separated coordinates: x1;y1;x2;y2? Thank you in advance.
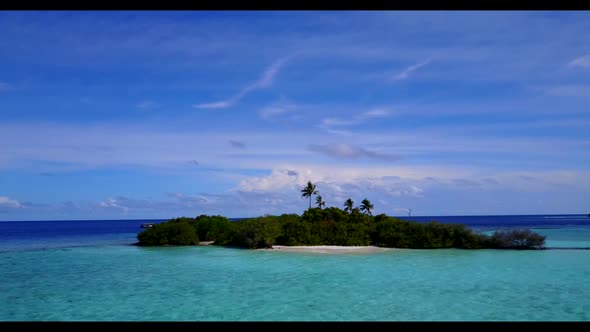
358;108;392;120
323;107;394;126
569;54;590;70
391;59;431;81
546;85;590;97
136;100;160;110
307;143;402;162
0;82;15;92
193;56;293;110
319;107;394;133
258;98;300;119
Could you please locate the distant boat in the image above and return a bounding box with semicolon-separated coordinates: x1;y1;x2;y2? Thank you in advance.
140;223;155;228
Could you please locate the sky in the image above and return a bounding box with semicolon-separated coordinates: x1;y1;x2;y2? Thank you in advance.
0;11;589;220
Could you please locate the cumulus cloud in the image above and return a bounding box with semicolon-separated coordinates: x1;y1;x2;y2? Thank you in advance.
0;196;22;208
569;54;590;69
193;56;293;109
307;143;402;162
98;198;129;213
238;169;305;192
237;165;429;197
388;185;424;197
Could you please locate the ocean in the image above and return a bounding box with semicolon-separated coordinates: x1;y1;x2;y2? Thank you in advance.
1;214;589;321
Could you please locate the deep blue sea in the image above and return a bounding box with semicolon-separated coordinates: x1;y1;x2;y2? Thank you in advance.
1;214;589;321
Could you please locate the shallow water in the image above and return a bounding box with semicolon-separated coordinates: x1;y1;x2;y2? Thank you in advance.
1;245;589;321
1;216;589;321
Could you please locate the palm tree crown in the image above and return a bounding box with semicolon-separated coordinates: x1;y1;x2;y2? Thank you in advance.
360;198;374;216
301;181;319;209
343;198;354;214
315;195;326;209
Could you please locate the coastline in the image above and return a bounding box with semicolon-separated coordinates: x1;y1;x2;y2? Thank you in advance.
258;245;396;254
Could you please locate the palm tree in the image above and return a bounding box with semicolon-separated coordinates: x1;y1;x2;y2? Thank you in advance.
315;195;326;209
360;198;374;216
343;198;354;214
301;181;319;209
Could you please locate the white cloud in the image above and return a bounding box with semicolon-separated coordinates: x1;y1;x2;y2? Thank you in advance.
547;85;590;97
257;57;290;88
0;82;14;92
569;54;590;69
193;100;235;110
1;122;588;182
391;59;431;81
0;196;22;208
236;164;462;194
193;56;293;109
319;107;395;132
322;118;356;126
259;106;288;118
308;143;402;162
136;100;160;109
258;99;300;119
98;198;128;214
359;108;392;119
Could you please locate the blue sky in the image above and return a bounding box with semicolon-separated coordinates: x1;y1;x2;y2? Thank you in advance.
1;11;589;220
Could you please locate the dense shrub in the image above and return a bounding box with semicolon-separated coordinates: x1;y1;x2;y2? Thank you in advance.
191;215;235;244
230;217;283;249
333;222;370;246
136;209;546;250
282;220;313;246
137;221;199;246
488;229;546;249
374;218;489;249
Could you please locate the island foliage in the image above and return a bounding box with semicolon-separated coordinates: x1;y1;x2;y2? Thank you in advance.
137;181;546;250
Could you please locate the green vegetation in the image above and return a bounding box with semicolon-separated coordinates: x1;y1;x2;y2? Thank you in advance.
301;181;318;209
137;181;546;250
488;229;546;249
137;221;198;246
315;195;326;209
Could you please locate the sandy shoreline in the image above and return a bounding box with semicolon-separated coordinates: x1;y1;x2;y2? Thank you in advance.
259;245;395;254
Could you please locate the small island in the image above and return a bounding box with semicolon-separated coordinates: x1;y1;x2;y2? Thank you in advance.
137;181;546;250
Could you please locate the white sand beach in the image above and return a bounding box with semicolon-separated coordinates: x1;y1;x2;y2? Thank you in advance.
260;245;395;254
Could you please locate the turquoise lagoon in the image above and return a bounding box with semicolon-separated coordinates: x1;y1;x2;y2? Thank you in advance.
1;217;589;321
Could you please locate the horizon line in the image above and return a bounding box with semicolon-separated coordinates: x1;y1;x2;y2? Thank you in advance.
1;213;588;222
